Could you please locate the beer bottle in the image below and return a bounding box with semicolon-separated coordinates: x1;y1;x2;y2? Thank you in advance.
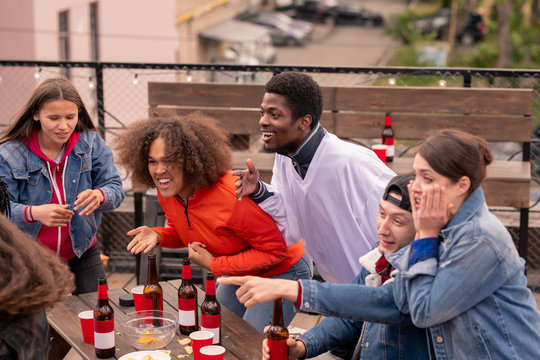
94;276;115;358
178;257;199;335
267;298;289;360
381;112;395;162
144;253;163;326
201;272;221;344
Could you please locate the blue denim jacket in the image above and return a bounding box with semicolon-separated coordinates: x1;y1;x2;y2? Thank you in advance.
297;250;429;359
388;187;540;359
0;130;124;257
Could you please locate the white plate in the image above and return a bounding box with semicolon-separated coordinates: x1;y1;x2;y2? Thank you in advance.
118;350;171;360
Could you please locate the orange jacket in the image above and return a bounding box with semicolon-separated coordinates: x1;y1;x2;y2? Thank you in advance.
154;171;304;277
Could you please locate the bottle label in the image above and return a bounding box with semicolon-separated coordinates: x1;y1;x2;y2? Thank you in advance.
385;144;395;157
182;264;192;280
178;298;197;326
268;338;288;360
143;294;163;311
201;314;220;344
94;319;115;349
383;137;394;146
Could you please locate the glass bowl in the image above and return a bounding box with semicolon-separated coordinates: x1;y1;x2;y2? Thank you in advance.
118;310;178;350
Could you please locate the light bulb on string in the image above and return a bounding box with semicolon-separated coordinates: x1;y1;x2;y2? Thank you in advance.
387;77;396;86
132;74;138;85
186;71;192;82
34;68;42;79
88;77;95;89
438;78;447;87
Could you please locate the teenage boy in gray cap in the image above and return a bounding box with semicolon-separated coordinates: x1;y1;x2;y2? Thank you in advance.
220;173;430;360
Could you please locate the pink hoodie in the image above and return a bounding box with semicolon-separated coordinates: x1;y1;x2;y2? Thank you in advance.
22;129;84;261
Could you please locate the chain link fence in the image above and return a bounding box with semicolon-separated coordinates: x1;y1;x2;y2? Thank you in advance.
1;61;540;274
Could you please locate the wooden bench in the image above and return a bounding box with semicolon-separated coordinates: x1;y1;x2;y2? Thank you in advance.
146;82;533;263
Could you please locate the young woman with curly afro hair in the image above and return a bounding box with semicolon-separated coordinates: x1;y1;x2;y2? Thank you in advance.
114;112;312;332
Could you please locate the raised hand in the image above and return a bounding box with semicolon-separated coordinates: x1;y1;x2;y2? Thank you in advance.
74;189;104;216
126;226;161;254
416;185;453;239
31;203;73;227
262;327;306;359
232;159;260;201
188;242;212;270
218;276;299;307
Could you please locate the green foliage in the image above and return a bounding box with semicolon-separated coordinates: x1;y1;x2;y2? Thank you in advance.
386;10;423;45
448;42;498;67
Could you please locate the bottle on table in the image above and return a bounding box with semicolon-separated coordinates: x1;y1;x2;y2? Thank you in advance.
94;276;115;359
201;272;221;344
144;253;163;326
178;257;199;335
381;111;395;162
267;298;289;360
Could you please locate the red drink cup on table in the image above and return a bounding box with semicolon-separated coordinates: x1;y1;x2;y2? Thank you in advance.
200;345;226;359
189;330;214;360
371;144;387;163
78;310;94;344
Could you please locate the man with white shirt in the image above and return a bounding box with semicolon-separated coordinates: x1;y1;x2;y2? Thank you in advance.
233;71;395;283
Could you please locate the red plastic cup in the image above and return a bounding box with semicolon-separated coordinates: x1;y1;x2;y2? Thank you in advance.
189;330;214;360
131;285;148;313
200;345;226;360
371;144;387;163
78;310;94;344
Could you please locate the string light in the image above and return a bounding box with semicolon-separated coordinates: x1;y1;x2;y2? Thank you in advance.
132;73;138;85
186;71;192;82
88;77;95;89
438;78;447;87
34;67;42;79
387;77;396;86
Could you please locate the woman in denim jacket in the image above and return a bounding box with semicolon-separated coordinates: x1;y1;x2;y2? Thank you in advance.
387;129;540;359
0;77;124;294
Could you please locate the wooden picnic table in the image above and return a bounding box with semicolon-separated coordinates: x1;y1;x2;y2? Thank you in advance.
47;279;265;359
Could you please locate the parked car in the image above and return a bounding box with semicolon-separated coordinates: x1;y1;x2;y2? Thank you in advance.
414;8;487;45
237;11;313;46
277;0;383;27
276;0;337;22
199;20;277;65
325;4;384;26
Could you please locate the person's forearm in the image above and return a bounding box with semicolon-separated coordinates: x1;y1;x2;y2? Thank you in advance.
277;279;299;303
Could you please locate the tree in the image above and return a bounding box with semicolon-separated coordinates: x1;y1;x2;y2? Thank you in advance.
532;0;540;26
497;0;513;68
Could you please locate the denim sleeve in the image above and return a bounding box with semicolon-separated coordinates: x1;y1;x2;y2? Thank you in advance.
298;273;410;324
299;316;362;358
0;152;26;228
90;133;124;212
393;233;516;328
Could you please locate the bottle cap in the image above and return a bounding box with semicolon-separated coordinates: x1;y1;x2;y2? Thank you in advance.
119;293;135;307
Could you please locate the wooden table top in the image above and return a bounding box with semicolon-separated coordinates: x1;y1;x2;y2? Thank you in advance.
47;279;265;359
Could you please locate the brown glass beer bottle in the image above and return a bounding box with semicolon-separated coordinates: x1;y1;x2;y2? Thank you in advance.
94;276;115;358
144;253;163;327
267;298;289;360
178;257;199;335
381;112;395;162
201;272;221;344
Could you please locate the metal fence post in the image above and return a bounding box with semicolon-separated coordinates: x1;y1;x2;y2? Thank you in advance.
95;62;105;139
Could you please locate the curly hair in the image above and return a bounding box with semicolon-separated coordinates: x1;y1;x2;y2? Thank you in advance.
114;112;232;190
0;215;74;316
0;76;95;145
265;71;323;129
